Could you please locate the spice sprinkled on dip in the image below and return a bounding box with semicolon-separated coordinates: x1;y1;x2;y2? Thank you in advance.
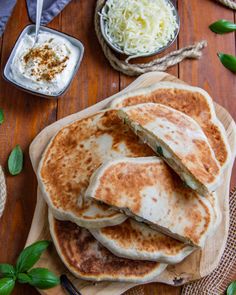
10;32;80;95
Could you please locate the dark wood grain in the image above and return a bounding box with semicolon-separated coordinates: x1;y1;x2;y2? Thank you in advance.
0;1;235;295
57;0;119;118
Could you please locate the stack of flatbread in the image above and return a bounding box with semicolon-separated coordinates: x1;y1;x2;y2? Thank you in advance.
37;82;231;283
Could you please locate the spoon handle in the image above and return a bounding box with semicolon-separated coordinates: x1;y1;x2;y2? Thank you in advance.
35;0;44;44
60;275;82;295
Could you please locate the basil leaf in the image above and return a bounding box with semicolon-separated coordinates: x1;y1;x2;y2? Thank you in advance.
156;146;164;156
218;53;236;73
209;19;236;34
17;273;32;284
227;281;236;295
0;109;4;125
16;240;50;273
8;145;23;176
0;264;15;278
0;278;15;295
28;268;60;289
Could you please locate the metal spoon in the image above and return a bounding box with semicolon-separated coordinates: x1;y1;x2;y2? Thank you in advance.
33;0;44;46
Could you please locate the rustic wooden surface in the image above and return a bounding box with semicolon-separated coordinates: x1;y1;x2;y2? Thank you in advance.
0;1;235;295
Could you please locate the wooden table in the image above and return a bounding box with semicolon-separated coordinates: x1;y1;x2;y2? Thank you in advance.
0;1;235;294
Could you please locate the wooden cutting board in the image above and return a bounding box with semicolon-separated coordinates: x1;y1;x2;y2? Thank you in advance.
27;72;236;295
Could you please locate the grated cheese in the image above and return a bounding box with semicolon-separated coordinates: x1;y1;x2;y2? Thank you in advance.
101;0;179;58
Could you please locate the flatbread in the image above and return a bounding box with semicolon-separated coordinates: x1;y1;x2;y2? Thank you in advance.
110;82;231;170
90;218;195;264
118;103;221;195
38;109;154;228
90;192;221;263
85;157;220;247
49;212;167;283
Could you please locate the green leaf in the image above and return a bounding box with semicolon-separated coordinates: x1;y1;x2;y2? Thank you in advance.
209;19;236;34
218;53;236;73
0;265;15;278
28;268;60;289
156;146;164;157
17;273;32;284
8;145;23;176
0;278;15;295
0;109;4;125
16;240;50;273
227;281;236;295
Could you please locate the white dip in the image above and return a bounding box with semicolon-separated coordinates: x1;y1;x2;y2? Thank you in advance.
10;32;80;95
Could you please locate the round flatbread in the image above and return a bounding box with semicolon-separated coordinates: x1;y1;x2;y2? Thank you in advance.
38;109;153;228
90;218;194;264
49;212;167;283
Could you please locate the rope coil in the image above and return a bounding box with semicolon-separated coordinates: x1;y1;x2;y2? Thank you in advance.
216;0;236;10
0;166;6;218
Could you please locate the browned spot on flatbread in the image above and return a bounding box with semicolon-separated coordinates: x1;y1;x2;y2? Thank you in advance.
53;218;161;278
202;122;227;167
95;161;177;214
164;134;173;141
126;104;195;129
93;159;213;244
184;199;211;245
100;219;186;255
190;139;219;183
119;89;211;122
116;88;227;166
40;110;154;220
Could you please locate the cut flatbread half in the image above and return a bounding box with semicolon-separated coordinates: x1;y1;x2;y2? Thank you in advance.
38;109;154;228
118;103;221;195
90;218;195;264
85;157;220;248
110;81;231;170
48;211;167;283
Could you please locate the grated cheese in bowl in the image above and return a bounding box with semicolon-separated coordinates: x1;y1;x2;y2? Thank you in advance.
100;0;179;59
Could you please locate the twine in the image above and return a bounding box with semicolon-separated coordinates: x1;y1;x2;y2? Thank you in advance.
0;166;6;218
94;0;207;76
216;0;236;10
